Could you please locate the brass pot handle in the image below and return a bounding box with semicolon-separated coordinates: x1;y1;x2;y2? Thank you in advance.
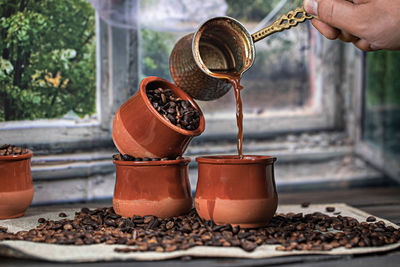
251;7;315;43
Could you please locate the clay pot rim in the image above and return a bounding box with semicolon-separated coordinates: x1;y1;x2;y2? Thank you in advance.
140;76;205;137
113;157;191;166
0;150;33;161
196;155;276;164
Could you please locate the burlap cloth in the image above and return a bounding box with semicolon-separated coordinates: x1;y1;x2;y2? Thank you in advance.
0;203;399;262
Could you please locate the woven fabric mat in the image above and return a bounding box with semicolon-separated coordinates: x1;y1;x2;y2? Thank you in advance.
0;203;399;262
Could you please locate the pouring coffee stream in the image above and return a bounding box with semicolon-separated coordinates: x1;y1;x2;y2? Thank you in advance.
170;7;314;157
212;72;244;158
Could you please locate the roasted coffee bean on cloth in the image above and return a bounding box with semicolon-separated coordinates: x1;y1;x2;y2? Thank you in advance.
0;144;29;156
146;87;200;131
0;207;399;253
112;154;183;162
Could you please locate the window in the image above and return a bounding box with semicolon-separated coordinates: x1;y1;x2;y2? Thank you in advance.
0;0;139;152
139;0;384;192
0;0;140;204
139;0;341;138
1;0;390;204
355;51;400;182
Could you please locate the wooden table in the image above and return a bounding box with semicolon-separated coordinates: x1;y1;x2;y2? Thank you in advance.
1;186;400;266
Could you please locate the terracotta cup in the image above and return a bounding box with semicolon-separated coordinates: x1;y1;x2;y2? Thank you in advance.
112;76;205;158
195;155;278;228
0;150;34;219
113;157;193;218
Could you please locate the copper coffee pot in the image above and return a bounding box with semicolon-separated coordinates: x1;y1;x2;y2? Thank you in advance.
169;7;314;101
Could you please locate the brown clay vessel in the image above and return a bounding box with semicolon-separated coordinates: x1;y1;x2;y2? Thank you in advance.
113;157;193;218
112;76;205;158
195;155;278;228
0;150;34;219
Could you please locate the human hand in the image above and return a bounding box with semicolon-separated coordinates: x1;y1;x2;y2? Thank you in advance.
303;0;400;51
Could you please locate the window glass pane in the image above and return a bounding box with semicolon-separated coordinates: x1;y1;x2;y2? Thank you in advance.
0;0;96;122
139;0;311;116
363;51;400;161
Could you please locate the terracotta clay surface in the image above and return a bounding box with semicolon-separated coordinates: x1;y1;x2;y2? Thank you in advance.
0;151;34;219
112;76;205;158
195;155;278;228
113;158;192;218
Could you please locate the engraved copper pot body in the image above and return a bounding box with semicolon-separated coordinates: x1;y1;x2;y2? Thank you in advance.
169;7;313;101
170;16;255;101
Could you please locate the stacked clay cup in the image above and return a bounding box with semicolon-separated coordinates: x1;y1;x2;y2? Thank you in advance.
0;147;34;219
112;76;205;218
195;155;278;228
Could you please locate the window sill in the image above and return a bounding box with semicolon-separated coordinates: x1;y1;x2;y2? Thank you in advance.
30;132;390;205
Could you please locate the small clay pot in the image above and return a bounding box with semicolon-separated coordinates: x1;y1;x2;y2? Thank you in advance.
195;155;278;228
113;157;193;218
0;150;34;219
112;76;205;158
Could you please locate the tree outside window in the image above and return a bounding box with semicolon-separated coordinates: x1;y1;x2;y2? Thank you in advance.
0;0;96;121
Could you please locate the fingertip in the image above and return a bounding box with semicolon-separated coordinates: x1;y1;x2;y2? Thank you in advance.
303;0;318;16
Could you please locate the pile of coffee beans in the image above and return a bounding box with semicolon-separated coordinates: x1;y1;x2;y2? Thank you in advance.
112;154;183;162
0;207;399;253
146;87;200;131
0;144;29;156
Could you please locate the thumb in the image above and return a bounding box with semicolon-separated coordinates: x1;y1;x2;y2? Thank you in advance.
303;0;363;35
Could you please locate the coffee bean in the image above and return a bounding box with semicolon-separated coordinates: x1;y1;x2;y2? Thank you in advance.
166;221;174;230
143;216;153;224
113;154;169;162
161;93;167;104
366;216;376;222
0;144;29;156
121;154;133;161
167;114;176;124
1;207;398;254
63;224;73;230
112;154;122;161
241;240;257;252
232;226;240;235
0;144;9;149
59;212;67;218
326;207;335;212
301;202;310;208
146;86;200;130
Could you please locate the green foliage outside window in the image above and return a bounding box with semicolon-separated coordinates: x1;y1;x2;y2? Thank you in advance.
366;51;400;106
0;0;95;121
140;28;175;80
